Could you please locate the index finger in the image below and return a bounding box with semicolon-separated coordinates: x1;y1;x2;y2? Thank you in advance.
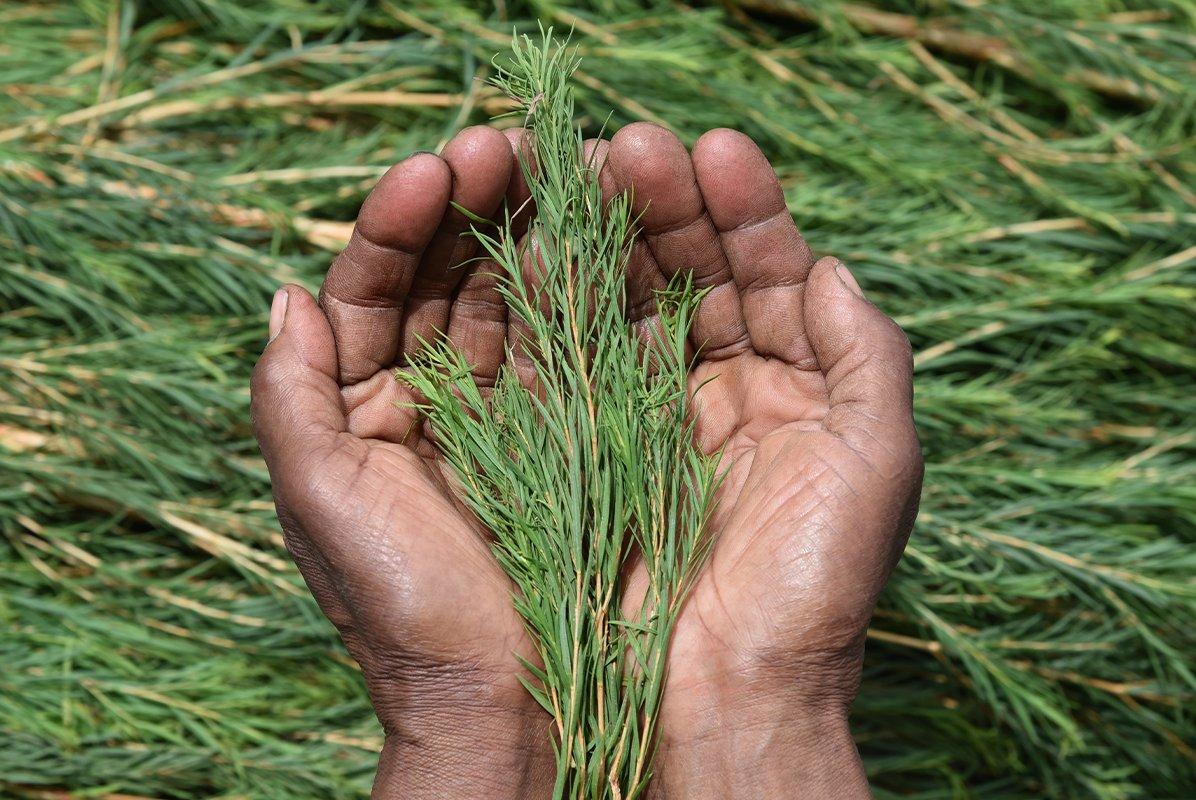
319;154;451;385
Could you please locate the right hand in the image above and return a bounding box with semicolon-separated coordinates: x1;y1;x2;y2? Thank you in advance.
250;126;554;799
598;124;922;799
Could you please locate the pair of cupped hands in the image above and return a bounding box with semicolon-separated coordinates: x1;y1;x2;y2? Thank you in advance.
251;122;922;799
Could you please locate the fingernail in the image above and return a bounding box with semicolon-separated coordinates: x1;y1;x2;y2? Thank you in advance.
835;264;865;298
268;288;289;343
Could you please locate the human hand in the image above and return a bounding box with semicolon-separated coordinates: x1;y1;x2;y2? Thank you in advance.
253;118;918;798
250;126;555;799
599;124;923;799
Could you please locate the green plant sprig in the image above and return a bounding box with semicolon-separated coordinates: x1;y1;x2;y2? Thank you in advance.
399;32;717;800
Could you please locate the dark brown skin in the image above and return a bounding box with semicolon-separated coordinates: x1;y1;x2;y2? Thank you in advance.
251;123;922;798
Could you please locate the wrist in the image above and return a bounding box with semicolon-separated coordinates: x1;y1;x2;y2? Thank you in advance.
650;660;869;800
654;708;867;800
361;658;555;799
371;703;554;799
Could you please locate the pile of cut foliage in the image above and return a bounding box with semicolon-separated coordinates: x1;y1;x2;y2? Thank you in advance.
1;1;1192;798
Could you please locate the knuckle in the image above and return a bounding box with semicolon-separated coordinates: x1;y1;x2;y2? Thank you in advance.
882;316;914;361
903;444;926;501
250;350;288;401
879;426;924;486
249;356;282;441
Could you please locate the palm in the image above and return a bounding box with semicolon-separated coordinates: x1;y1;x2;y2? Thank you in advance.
307;436;526;671
677;353;885;670
599;125;921;778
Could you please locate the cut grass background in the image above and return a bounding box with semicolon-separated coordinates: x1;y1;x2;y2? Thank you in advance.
0;1;1193;798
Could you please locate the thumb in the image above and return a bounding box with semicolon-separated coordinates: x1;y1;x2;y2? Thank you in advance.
803;257;920;473
251;285;347;473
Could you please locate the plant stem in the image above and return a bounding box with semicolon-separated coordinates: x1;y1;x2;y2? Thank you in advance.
400;31;715;799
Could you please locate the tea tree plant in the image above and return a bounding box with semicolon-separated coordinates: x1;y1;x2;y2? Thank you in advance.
401;34;717;800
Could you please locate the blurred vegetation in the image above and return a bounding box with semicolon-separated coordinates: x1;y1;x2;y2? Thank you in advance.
1;1;1193;798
